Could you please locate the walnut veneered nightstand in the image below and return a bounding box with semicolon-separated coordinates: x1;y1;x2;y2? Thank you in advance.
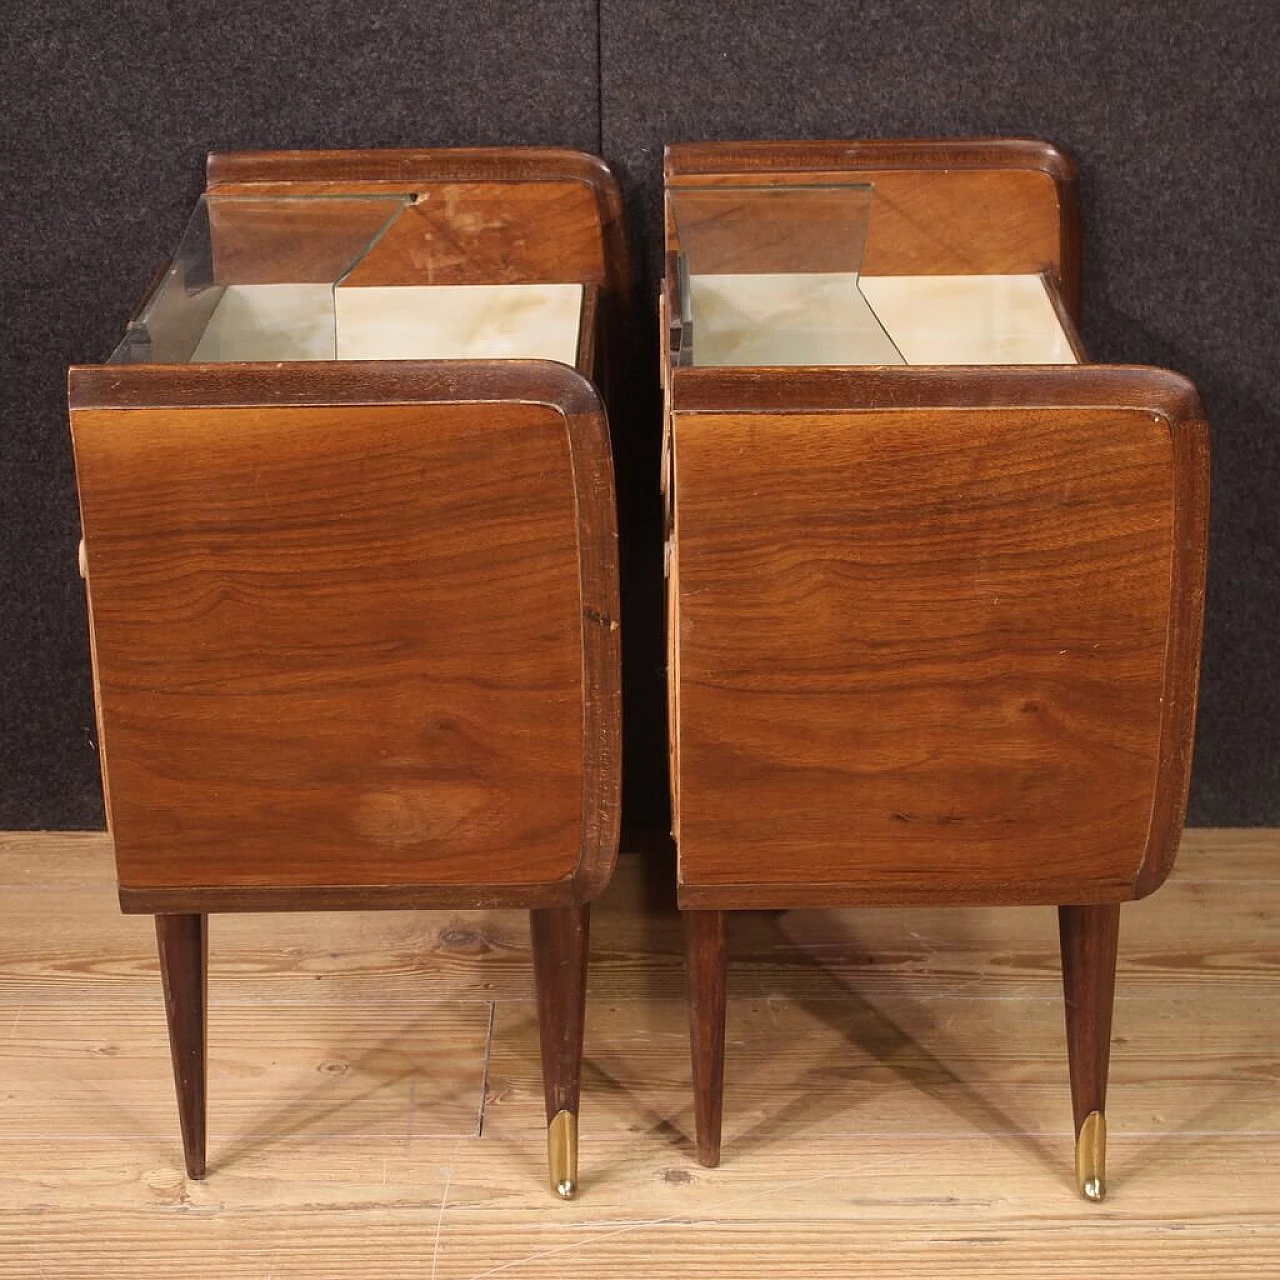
661;138;1208;1200
69;147;629;1199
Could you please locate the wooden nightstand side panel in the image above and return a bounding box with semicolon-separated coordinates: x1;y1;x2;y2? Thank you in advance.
672;384;1203;909
69;362;620;914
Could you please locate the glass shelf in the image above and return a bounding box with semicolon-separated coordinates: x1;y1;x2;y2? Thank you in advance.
669;183;1077;368
670;183;902;368
109;193;584;367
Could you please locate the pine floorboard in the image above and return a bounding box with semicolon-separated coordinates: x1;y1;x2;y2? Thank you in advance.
1;830;1276;1277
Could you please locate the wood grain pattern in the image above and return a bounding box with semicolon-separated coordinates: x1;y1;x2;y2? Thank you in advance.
2;998;490;1148
76;144;627;1207
78;399;583;893
671;369;1205;904
684;909;727;1166
673;402;1193;907
341;184;610;288
119;149;629;383
664;137;1079;322
206;147;632;306
154;914;207;1178
1060;904;1121;1133
69;362;619;913
1134;414;1211;897
669;363;1203;417
208;185;610;292
0;830;1277;1278
663;137;1207;1178
530;905;590;1124
5;1212;1275;1280
69;357;604;414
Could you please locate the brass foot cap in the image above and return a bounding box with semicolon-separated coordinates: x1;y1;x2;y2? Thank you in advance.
1075;1110;1107;1202
548;1109;579;1201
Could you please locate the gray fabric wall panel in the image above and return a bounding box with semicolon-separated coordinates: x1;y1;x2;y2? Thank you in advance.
3;1;1278;830
601;0;1280;825
2;1;601;828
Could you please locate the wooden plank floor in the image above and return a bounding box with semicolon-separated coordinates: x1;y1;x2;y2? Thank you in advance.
1;830;1277;1278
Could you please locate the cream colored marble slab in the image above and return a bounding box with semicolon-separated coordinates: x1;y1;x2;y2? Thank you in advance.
334;282;583;363
187;282;583;365
190;284;336;362
859;273;1078;365
686;271;1077;368
688;272;904;367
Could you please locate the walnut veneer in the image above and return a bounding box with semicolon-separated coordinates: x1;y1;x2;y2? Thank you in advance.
70;148;627;1199
662;138;1208;1200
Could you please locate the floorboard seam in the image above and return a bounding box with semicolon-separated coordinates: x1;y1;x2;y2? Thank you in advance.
476;1001;497;1139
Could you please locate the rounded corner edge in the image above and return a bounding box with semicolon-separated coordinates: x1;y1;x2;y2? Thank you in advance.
1019;137;1080;184
513;358;606;422
1137;365;1207;426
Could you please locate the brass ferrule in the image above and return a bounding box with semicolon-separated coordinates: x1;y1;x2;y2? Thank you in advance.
547;1109;579;1200
1075;1110;1107;1202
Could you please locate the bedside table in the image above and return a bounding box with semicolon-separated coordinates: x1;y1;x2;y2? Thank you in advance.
69;147;628;1199
662;138;1208;1200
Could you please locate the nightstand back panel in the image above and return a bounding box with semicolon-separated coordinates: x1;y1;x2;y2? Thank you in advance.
344;184;609;287
208;183;609;289
669;168;1063;281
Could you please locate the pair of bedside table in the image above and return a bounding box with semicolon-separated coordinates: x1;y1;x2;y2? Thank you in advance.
69;140;1207;1202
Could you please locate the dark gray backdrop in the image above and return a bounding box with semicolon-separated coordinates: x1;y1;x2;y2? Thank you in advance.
4;1;1277;831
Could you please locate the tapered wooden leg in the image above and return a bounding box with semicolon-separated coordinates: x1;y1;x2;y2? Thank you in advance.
1059;903;1120;1202
529;904;590;1199
155;913;208;1180
684;908;727;1167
